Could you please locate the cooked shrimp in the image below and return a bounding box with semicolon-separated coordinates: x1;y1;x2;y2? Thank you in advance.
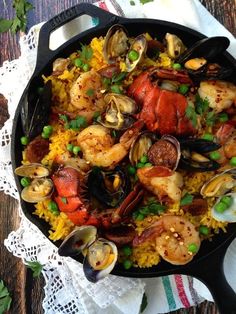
198;80;236;113
133;215;201;265
137;166;183;203
77;121;143;168
70;69;106;120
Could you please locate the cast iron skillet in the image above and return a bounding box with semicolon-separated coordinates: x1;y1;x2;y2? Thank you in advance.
11;3;236;313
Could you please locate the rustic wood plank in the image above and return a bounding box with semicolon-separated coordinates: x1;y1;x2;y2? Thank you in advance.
0;0;235;313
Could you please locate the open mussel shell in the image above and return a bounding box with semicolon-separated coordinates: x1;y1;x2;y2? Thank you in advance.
87;166;131;208
179;138;221;153
58;226;97;257
103;24;129;64
125;34;147;72
176;36;230;64
129;131;157;165
83;238;118;283
211;193;236;222
165;33;186;59
201;167;236;197
98;93;138;130
21;178;53;203
15;163;49;178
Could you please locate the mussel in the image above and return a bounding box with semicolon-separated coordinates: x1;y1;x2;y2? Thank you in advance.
21;178;53;203
179;138;221;172
125;34;147;72
15;163;50;178
103;24;129;64
87;166;130;208
165;33;186;59
201;168;236;197
97;93;138;130
58;225;97;257
58;226;118;283
211;193;236;223
129;131;157;165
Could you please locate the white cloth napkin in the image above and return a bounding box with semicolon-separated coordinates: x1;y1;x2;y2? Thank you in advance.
1;0;236;313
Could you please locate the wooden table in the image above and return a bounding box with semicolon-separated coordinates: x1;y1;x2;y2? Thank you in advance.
0;1;235;313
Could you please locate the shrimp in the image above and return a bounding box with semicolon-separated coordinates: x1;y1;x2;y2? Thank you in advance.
137;166;183;203
77;121;144;168
133;215;201;265
198;80;236;113
70;69;106;121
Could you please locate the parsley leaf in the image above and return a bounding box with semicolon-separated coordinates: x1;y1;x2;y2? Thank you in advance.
86;88;95;97
111;72;127;84
180;193;194;206
26;261;43;278
140;293;148;312
0;280;12;313
0;0;34;34
130;0;135;5
79;43;93;61
59;114;68;123
185;104;197;128
61;197;67;204
140;0;154;4
195;94;209;115
206;111;216;127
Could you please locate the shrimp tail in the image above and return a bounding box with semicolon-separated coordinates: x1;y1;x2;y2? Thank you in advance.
133;222;164;246
120;120;144;149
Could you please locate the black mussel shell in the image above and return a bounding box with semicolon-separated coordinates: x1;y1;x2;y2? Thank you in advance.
21;80;52;140
87;166;131;208
179;138;221;153
179;156;220;172
188;63;233;81
176;36;230;64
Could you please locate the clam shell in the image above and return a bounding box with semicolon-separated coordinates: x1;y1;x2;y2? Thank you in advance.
211;193;236;222
21;178;53;203
15;163;49;178
58;225;97;257
125;34;147;72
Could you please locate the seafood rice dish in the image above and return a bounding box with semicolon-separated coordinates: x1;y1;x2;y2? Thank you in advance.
15;24;236;282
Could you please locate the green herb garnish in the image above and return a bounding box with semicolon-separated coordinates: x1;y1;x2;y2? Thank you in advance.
140;293;148;312
195;94;209;115
63;115;87;131
185;104;197;128
180;193;193;206
0;280;12;313
59;114;69;123
26;261;43;278
79;43;93;61
0;0;34;34
140;0;154;4
61;197;67;204
206;111;216;127
111;72;127;84
86;88;95;97
130;0;135;5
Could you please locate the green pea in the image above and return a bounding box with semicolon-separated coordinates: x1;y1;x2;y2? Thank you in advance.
128;165;136;175
144;162;152;167
215;201;228;213
122;245;132;256
209;151;221;160
123;259;133;269
230;156;236;166
188;243;198;253
199;225;209;235
128;49;139;62
82;63;90;72
41;132;49;139
43;125;53;136
111;85;122;94
201;133;214;141
220;195;233;208
67;143;74;152
172;63;182;70
136;213;145;221
74;58;83;67
137;162;145;168
20;136;29;145
140;155;148;163
20;177;31;187
178;84;189;95
73;146;81;155
218;112;228;123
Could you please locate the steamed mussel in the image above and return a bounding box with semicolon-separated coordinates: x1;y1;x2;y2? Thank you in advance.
58;226;118;283
87;166;130;208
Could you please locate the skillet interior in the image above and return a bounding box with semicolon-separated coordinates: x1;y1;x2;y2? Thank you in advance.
12;15;236;280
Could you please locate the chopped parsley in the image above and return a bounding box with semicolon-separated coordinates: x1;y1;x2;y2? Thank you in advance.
0;280;12;313
180;193;194;206
195;94;209;115
185;104;197;128
26;261;43;278
79;43;93;61
86;88;95;96
61;197;67;204
140;0;154;4
59;114;87;131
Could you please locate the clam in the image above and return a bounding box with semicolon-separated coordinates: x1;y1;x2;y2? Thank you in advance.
87;166;131;208
147;135;181;170
129;131;157;165
83;238;118;283
103;24;129;64
179;138;221;172
165;33;186;59
211;193;236;222
125;34;147;72
98;93;138;130
58;226;97;257
201;168;236;197
21;178;53;203
15;163;49;178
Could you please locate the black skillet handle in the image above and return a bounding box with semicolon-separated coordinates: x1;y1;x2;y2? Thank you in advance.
184;237;236;314
35;3;122;72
